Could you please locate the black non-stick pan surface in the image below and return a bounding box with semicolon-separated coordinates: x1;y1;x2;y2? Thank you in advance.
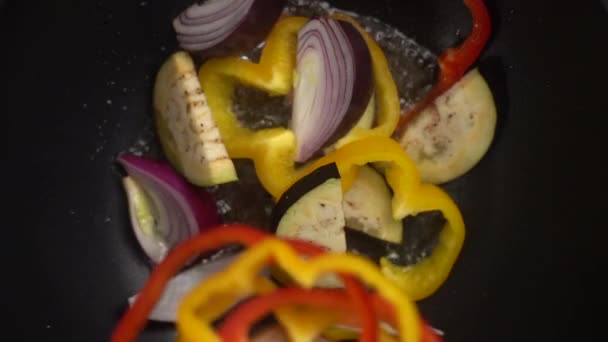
2;0;606;340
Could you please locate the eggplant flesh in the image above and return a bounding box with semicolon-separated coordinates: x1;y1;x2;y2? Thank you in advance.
272;162;446;266
342;165;402;243
154;51;237;186
398;69;497;184
272;163;346;252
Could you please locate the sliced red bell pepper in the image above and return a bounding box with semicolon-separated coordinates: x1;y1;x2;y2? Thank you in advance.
218;287;376;342
220;287;443;342
396;0;492;132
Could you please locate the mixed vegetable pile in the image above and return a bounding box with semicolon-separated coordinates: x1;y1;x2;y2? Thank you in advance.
112;0;496;341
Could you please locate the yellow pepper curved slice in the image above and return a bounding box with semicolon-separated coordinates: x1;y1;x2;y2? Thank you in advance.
198;15;400;199
199;16;306;159
298;136;465;300
177;238;421;342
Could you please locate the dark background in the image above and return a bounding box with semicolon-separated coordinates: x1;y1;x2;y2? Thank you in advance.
1;0;606;340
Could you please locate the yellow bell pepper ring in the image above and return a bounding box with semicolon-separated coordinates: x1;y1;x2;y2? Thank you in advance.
295;136;466;300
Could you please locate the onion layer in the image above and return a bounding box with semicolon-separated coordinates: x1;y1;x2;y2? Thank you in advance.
117;153;220;263
128;254;238;322
291;17;373;162
173;0;287;58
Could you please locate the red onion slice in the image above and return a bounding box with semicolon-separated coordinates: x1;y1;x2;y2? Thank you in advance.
292;18;373;162
128;254;238;322
173;0;287;57
117;153;220;263
176;0;252;38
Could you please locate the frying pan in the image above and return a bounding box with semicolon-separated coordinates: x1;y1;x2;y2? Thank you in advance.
2;0;606;340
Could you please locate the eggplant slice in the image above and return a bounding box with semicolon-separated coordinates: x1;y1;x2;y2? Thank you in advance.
273;163;446;266
154;51;238;186
398;69;497;184
272;163;346;252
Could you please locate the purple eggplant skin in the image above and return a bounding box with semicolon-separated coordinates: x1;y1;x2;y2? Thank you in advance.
345;210;446;266
184;0;287;61
345;226;394;263
271;163;341;231
320;19;374;152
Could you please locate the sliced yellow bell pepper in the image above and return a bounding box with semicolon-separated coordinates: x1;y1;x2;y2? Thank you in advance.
198;15;400;199
305;136;465;300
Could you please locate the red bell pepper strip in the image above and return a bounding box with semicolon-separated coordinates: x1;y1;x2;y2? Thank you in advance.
343;275;379;342
396;0;492;132
218;287;373;342
219;288;443;342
